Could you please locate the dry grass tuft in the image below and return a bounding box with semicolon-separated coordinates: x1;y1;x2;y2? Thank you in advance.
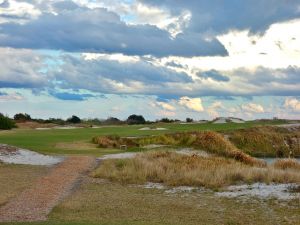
93;151;300;189
273;159;300;170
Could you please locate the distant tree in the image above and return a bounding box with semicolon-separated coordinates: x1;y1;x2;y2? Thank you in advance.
126;114;146;125
45;118;66;125
160;118;174;123
67;115;81;124
0;113;16;130
105;117;122;124
186;118;194;123
14;113;31;122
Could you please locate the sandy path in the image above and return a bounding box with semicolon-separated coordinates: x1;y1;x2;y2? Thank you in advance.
0;156;97;222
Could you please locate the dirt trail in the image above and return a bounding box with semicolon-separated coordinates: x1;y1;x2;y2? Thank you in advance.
0;156;97;222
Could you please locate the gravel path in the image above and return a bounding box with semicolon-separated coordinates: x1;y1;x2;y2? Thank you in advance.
0;156;97;222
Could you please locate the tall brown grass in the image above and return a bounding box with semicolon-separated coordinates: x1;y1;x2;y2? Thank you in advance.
92;151;300;189
273;159;300;170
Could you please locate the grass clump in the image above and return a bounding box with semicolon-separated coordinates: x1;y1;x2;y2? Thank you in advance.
273;159;300;170
92;151;300;189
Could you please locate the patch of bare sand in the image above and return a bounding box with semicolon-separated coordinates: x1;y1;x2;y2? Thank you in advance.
55;141;98;151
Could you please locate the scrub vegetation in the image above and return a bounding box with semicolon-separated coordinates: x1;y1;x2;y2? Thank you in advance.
92;151;300;189
92;132;265;166
228;126;300;157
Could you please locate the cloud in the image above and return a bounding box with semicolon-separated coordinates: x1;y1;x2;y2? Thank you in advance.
0;2;227;57
152;101;175;111
0;47;48;89
206;101;224;118
198;70;230;82
48;91;96;101
284;98;300;112
0;0;41;24
241;103;264;113
0;91;24;101
178;96;204;112
139;0;300;33
51;54;193;94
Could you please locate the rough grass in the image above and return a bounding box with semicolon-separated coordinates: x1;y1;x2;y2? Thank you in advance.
92;135;139;148
228;126;300;157
0;164;49;206
93;132;265;166
92;151;300;189
273;159;300;170
45;179;300;225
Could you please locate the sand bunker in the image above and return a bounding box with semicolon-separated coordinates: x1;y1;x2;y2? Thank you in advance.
143;144;168;149
0;145;63;166
216;183;300;200
99;152;137;160
139;127;168;131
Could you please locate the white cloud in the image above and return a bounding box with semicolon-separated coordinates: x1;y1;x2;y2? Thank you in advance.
178;96;204;112
241;103;264;113
0;0;41;24
156;101;176;111
207;101;224;118
284;98;300;112
0;92;24;101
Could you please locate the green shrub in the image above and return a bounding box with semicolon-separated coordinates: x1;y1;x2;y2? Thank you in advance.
0;113;16;130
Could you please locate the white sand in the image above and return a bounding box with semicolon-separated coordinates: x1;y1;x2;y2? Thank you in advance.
216;183;300;200
99;152;138;160
0;149;63;166
139;127;168;131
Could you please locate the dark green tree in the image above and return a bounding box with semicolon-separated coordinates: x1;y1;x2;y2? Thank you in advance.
126;114;146;125
14;113;31;122
67;115;81;124
0;113;16;130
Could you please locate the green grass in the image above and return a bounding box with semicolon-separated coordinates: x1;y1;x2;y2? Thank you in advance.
0;121;285;156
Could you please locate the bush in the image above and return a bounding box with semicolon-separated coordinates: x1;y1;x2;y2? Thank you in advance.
0;114;16;130
67;115;81;124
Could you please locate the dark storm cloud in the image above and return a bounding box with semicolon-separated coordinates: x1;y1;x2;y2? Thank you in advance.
50;54;193;94
139;0;300;33
0;4;227;57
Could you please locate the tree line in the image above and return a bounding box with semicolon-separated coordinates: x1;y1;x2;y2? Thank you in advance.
0;112;196;130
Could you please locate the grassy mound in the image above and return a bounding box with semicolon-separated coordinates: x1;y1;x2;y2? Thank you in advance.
93;151;300;189
93;132;265;166
228;126;300;157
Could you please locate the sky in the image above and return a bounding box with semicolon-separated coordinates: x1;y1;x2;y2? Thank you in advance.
0;0;300;120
